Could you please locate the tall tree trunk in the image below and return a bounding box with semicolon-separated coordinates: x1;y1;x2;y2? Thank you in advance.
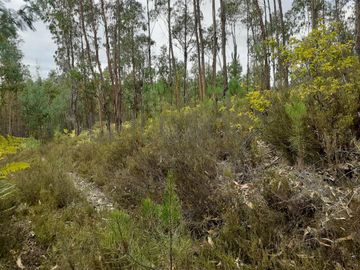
253;0;270;90
272;0;280;86
356;0;360;59
246;0;250;90
7;92;12;136
193;0;203;101
146;0;153;85
113;0;123;132
79;0;94;76
311;0;320;29
131;27;139;118
65;6;81;135
183;0;188;104
277;0;288;87
89;0;105;133
334;0;339;23
266;0;276;87
100;0;115;134
79;0;98;127
168;0;179;106
196;0;206;99
220;0;228;97
212;0;217;98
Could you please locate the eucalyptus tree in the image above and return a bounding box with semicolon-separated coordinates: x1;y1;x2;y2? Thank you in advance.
172;0;195;103
32;0;84;134
145;0;156;86
0;0;34;43
193;0;206;100
252;0;270;90
211;0;217;97
155;0;180;105
220;0;228;96
156;45;171;104
87;0;107;133
120;0;146;117
226;0;242;88
277;0;288;87
0;1;34;136
356;0;360;58
0;38;25;135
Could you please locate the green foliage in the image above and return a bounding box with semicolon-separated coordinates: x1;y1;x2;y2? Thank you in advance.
20;77;70;139
265;24;360;165
161;172;181;228
285;95;307;166
14;155;77;209
0;38;24;91
286;23;360;163
102;173;191;269
0;135;30;211
1;97;360;268
0;162;30;178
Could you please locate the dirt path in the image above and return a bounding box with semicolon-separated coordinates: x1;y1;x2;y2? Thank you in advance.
68;172;114;212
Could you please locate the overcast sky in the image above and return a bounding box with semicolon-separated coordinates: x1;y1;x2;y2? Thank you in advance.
7;0;293;78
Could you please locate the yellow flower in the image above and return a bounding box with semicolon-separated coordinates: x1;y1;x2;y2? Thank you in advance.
219;105;226;112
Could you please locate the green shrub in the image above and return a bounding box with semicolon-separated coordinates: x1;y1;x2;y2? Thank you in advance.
286;24;360;164
102;173;193;269
14;157;78;208
285;95;307;167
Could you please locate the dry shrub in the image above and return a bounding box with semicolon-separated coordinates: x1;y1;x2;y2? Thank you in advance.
13;156;79;209
261;170;323;228
101;103;257;222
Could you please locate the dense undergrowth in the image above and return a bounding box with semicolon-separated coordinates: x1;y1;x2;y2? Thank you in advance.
1;25;360;269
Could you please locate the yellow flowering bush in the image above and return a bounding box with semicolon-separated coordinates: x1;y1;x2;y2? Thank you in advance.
285;24;360;163
246;91;270;113
0;135;31;203
215;93;270;132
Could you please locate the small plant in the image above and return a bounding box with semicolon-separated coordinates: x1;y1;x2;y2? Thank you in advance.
285;95;307;167
103;172;186;269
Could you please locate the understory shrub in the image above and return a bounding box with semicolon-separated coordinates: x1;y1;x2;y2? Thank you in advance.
264;24;360;166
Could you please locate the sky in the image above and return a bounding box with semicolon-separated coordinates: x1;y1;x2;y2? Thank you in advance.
6;0;293;78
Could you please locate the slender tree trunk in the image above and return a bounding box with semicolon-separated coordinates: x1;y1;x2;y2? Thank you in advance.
253;0;270;90
100;0;115;134
168;0;179;106
130;27;140;118
196;0;206;99
311;0;320;29
146;0;153;85
8;92;12;136
89;0;105;133
113;0;123;132
356;0;360;59
79;0;94;75
266;0;276;87
193;0;203;101
231;24;238;69
183;0;188;104
65;7;81;135
272;0;280;86
277;0;288;87
246;0;250;91
212;0;217;98
79;0;98;127
334;0;339;22
220;0;228;97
